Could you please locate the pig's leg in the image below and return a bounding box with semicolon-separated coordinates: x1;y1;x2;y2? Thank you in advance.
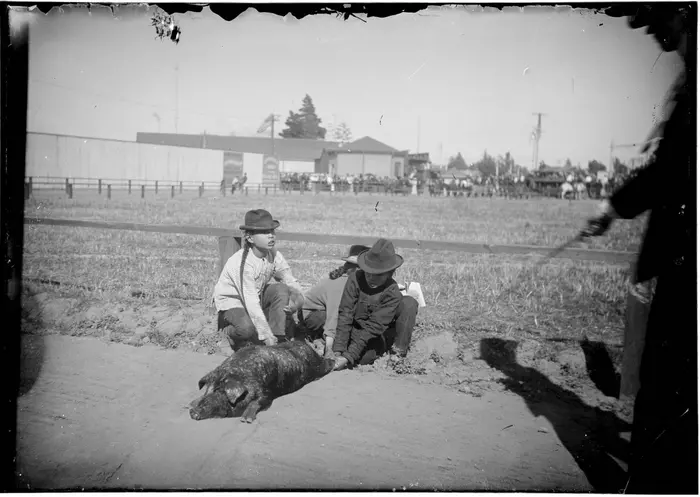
240;395;272;423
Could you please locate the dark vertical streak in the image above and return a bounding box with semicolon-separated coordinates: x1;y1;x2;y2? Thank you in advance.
1;6;29;491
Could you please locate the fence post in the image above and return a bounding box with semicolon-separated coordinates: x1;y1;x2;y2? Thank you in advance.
128;180;132;195
98;179;102;195
258;184;261;194
29;177;33;196
245;187;248;196
171;185;175;198
107;184;111;199
155;181;159;195
199;185;203;197
68;183;73;199
180;181;183;195
265;186;268;195
141;185;145;199
65;178;69;194
274;184;277;195
218;236;242;278
24;181;30;200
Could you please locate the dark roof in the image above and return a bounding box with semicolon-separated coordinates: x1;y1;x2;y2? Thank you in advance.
342;136;398;154
136;132;345;161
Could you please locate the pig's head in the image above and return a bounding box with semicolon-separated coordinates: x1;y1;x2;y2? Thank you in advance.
189;389;234;421
189;374;249;421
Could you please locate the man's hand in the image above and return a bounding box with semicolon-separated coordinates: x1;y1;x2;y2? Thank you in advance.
581;200;617;238
264;335;278;347
283;291;304;315
334;356;349;371
581;214;613;238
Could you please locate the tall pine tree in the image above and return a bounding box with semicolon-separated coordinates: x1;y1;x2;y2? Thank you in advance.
279;94;327;139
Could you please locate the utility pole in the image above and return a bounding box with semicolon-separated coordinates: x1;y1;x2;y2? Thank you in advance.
270;114;276;157
531;112;546;171
175;63;179;134
417;116;421;152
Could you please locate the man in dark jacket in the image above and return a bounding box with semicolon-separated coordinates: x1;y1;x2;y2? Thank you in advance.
332;239;418;370
584;5;696;494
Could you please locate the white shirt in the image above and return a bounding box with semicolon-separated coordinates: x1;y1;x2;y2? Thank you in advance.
213;248;303;341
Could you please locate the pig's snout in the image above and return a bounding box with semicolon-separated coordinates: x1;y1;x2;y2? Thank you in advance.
189;408;202;420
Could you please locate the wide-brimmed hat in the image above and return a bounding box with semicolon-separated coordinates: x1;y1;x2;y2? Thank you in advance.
239;209;280;231
340;244;370;265
357;239;404;274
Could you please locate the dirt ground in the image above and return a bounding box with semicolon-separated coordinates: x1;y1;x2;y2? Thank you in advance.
16;290;634;491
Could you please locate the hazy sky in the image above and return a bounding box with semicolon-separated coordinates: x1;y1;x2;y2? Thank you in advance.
24;4;682;168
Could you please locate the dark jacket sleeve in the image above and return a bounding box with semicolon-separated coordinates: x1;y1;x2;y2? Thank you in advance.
343;285;402;365
332;272;359;354
609;93;689;220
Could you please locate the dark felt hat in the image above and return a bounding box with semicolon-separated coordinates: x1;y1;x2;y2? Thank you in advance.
239;209;280;231
357;238;404;274
340;244;371;265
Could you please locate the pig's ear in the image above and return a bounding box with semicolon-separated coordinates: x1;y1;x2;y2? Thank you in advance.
223;378;248;406
198;370;217;392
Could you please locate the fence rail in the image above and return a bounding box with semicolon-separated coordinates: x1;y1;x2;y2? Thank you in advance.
24;175;281;199
24;217;636;265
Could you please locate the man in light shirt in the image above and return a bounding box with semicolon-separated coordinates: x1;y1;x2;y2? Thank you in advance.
212;209;305;351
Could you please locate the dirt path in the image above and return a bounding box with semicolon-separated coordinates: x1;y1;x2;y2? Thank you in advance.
17;334;600;491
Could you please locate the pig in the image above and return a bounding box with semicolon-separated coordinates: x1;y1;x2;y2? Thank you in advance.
189;340;336;423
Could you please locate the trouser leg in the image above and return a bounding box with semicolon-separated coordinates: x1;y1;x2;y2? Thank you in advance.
302;309;327;341
385;295;419;357
218;308;262;352
626;269;698;494
261;283;291;340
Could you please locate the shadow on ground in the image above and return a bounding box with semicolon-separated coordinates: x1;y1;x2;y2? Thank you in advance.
480;337;631;493
579;337;621;398
19;288;46;398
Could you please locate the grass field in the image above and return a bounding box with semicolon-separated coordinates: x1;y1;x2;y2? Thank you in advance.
23;189;644;342
20;189;648;418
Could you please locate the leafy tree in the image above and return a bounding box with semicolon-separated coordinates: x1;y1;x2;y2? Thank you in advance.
587;160;607;174
279;94;327;139
329;122;352;143
475;150;497;177
447;152;468;170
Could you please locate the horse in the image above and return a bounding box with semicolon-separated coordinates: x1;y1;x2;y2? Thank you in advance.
560;181;575;200
573;181;587;200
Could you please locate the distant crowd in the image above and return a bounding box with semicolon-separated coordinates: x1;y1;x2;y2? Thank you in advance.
278;167;643;200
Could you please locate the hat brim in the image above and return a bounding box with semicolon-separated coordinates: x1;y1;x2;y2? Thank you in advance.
357;252;404;274
239;220;280;231
340;256;360;265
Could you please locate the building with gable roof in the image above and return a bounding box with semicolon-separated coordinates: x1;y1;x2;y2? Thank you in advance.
136;132;410;180
317;136;408;178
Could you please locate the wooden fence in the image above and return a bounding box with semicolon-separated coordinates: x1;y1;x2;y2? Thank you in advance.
24;217;636;274
23;176;284;199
